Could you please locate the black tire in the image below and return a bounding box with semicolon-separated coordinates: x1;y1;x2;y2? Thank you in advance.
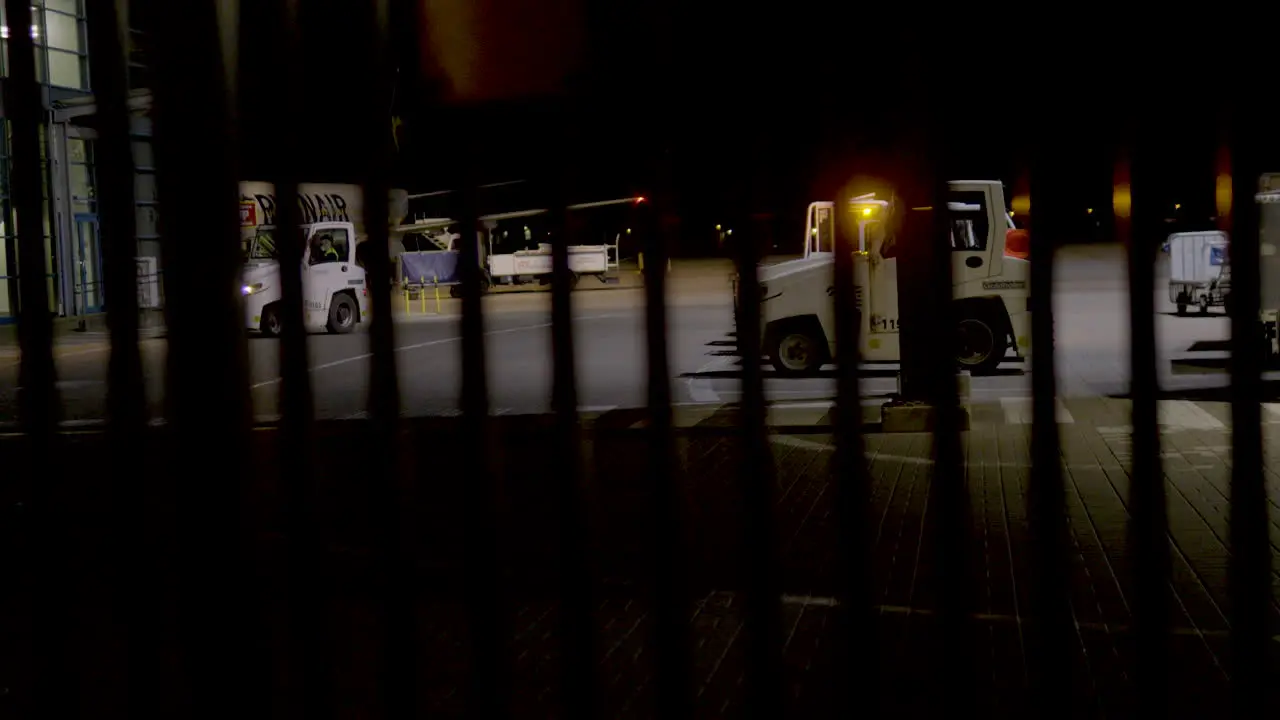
260;303;282;337
767;324;826;376
327;293;357;334
955;308;1006;375
1176;303;1187;316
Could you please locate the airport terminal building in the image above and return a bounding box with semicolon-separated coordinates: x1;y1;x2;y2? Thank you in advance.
0;0;157;325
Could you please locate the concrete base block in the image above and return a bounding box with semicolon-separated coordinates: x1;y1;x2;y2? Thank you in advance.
881;400;971;433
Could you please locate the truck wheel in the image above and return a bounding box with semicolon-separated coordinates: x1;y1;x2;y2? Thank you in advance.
327;293;357;334
1176;302;1187;315
769;328;824;376
955;309;1006;375
260;304;283;337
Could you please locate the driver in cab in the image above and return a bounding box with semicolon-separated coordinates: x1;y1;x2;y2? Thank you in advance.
314;234;340;263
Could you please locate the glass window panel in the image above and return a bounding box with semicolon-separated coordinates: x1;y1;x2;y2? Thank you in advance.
67;137;87;163
69;164;92;200
132;141;153;169
43;1;81;15
43;10;78;52
136;204;159;238
135;172;157;203
47;48;80;88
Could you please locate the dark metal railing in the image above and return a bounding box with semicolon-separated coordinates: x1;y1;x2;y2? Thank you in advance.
0;3;1274;718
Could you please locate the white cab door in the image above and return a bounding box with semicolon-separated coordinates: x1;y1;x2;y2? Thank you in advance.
947;183;1001;286
303;226;352;325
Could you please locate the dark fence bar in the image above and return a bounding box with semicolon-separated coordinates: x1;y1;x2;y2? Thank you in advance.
454;164;512;715
642;184;694;718
1026;156;1072;715
3;0;58;436
259;0;326;710
923;152;974;717
831;187;874;715
546;165;598;718
4;0;67;715
84;0;154;716
732;192;784;718
146;0;265;716
1225;123;1268;716
355;2;419;715
1120;146;1171;714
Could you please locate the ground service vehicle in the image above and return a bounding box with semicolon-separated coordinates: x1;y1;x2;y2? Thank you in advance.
748;180;1031;376
1167;230;1231;315
1256;175;1280;361
394;197;639;296
239;182;408;335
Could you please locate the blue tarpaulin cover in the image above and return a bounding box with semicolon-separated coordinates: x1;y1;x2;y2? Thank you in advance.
400;251;459;285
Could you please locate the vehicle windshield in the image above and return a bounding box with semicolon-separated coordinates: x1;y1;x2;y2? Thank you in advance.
247;227;278;260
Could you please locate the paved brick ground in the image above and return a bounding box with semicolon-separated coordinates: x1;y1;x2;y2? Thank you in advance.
2;404;1278;717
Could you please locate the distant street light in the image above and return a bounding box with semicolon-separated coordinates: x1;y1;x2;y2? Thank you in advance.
715;224;722;231
1175;203;1182;210
1087;208;1093;214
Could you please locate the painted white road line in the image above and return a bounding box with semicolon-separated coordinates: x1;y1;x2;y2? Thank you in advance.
0;341;161;370
1158;399;1225;429
999;397;1075;425
576;405;618;414
683;355;735;403
779;595;1277;640
250;314;622;390
1264;403;1280;423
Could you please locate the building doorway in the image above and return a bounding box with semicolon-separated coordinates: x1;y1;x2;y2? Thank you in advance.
73;213;102;314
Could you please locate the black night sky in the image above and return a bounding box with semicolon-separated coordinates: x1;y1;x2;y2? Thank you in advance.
229;2;1272;256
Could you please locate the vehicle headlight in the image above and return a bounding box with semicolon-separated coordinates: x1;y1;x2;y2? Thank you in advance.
242;283;265;295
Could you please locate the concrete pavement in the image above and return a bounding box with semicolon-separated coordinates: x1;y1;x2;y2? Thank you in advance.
4;402;1274;717
0;244;1264;425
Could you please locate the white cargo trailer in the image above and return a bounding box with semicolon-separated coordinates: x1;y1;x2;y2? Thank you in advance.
1167;230;1230;315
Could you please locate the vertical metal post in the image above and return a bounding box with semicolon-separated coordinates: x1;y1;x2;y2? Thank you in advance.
355;1;418;715
546;161;598;719
1223;121;1268;718
1027;153;1071;716
831;188;874;714
3;0;67;716
261;0;327;715
84;0;161;715
923;161;973;717
455;156;511;717
641;182;693;718
3;1;59;435
733;201;783;719
146;0;263;715
1119;146;1170;716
